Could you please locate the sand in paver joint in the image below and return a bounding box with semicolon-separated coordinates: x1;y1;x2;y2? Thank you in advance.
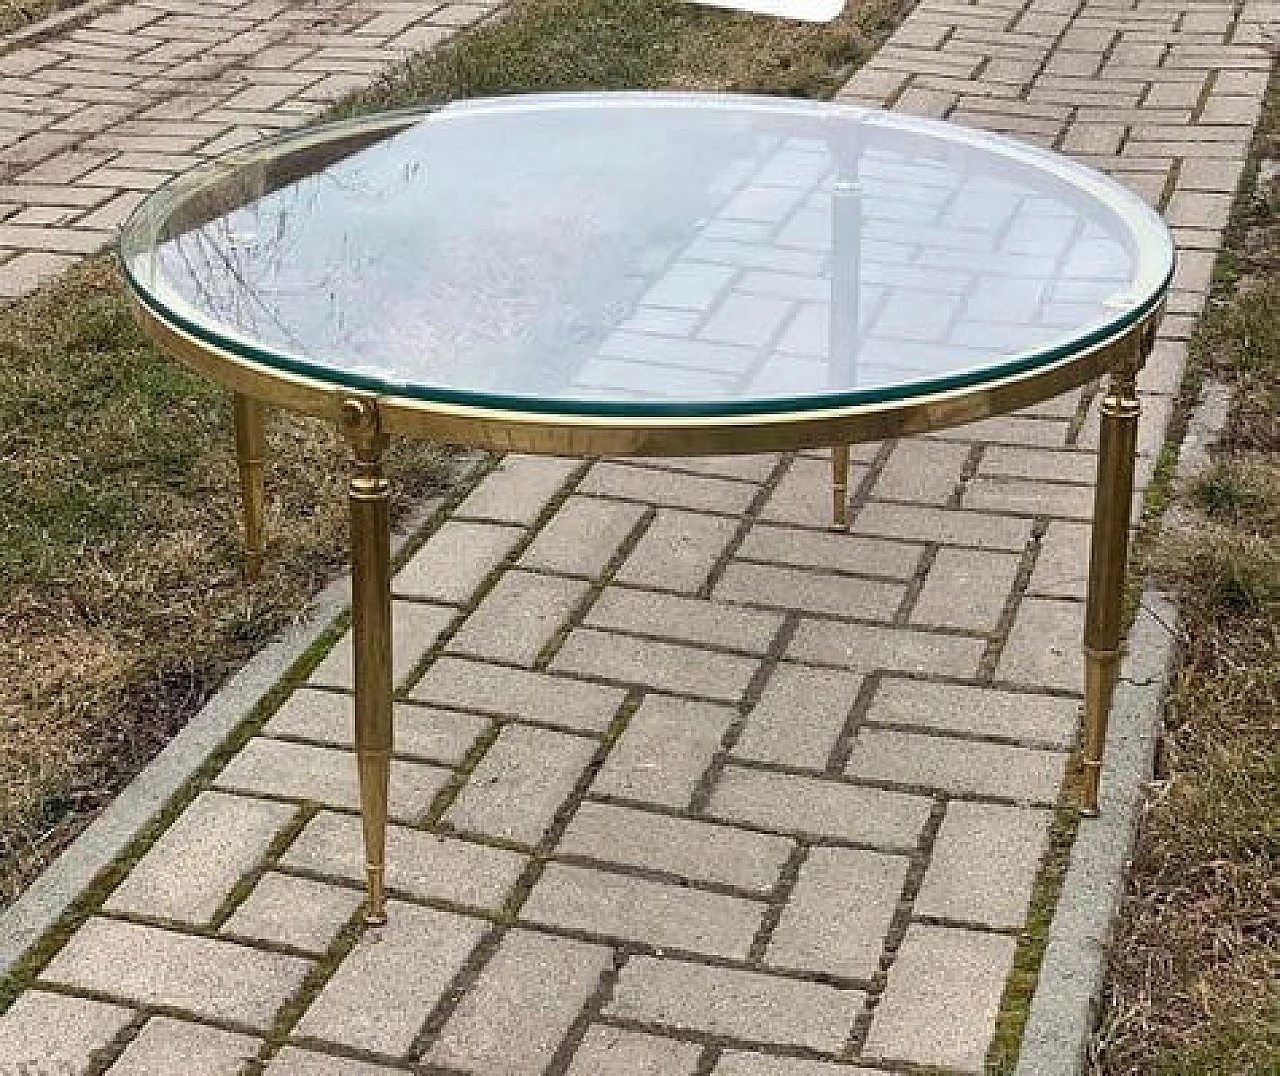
0;0;1272;1070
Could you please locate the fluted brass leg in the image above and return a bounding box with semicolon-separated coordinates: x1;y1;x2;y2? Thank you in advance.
832;445;851;528
233;393;266;581
1081;360;1141;816
342;398;392;926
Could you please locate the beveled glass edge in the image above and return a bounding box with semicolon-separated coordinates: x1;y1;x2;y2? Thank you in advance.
119;91;1176;420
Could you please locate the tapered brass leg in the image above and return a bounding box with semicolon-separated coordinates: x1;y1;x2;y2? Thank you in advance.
832;445;851;528
1081;359;1141;816
233;393;266;581
342;398;392;925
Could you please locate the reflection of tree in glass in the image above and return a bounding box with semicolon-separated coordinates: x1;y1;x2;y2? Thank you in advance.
157;114;739;394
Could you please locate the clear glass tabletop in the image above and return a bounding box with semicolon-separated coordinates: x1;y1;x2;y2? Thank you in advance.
120;92;1174;419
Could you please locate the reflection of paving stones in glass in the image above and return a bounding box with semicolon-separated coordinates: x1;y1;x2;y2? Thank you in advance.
1;0;1268;1068
566;120;1138;407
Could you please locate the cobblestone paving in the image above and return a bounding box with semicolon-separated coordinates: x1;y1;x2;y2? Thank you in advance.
1;0;1275;1072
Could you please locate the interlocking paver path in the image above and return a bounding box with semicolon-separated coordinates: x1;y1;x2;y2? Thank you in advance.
0;0;1274;1070
0;0;502;297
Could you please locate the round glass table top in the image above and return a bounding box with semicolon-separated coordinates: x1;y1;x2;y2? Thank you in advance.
121;92;1173;419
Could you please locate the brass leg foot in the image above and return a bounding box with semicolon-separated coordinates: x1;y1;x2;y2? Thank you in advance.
360;755;389;926
233;393;266;582
832;445;851;529
1081;359;1141;815
343;398;392;927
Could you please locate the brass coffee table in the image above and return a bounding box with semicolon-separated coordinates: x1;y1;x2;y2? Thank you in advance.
120;92;1174;926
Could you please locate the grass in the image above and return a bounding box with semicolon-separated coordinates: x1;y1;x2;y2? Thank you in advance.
1092;82;1279;1076
0;0;906;905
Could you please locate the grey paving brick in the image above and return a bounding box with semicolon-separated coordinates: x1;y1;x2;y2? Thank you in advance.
560;801;792;893
521;495;646;577
964;475;1096;520
846;728;1066;804
768;847;909;979
553;628;759;702
641;261;735;309
737;525;923;579
715;561;904;621
581;462;758;514
214;738;448;820
593;694;736;807
295;901;485;1055
281;811;526;911
933;414;1069;448
456;455;579;524
522;862;764;958
41;919;309;1029
788;620;985;678
1138;339;1189;396
853;501;1034;551
308;600;454;690
910;547;1022;632
410;656;625;732
393;520;524;603
735;663;863;769
264;689;488;764
222;871;362;953
0;250;79;297
608;957;863;1052
264;1048;402;1075
998;595;1085;692
863;925;1016;1071
615;508;738;593
762;455;865;525
871;439;970;505
980;446;1096;485
447;723;596;843
108;1016;260;1075
428;930;612;1074
104;791;294;924
627;455;780;482
1166;188;1235;230
587;586;782;654
1027;520;1091;600
447;569;588;666
865;677;1078;747
709;766;931;848
714;1054;882;1075
916;801;1052;928
568;1026;702;1074
700;292;794;346
0;990;133;1071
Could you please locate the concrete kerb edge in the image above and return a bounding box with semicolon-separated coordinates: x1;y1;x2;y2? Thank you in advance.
1014;374;1235;1076
0;451;487;979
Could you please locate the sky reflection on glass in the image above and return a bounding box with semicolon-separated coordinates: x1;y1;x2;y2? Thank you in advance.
122;93;1173;417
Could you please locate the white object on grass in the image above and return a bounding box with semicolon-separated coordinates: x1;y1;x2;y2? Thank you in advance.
687;0;846;21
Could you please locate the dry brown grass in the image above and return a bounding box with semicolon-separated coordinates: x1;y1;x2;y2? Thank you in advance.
1093;86;1279;1076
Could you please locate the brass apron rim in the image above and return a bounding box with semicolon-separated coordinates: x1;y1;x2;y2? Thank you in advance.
130;289;1160;453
